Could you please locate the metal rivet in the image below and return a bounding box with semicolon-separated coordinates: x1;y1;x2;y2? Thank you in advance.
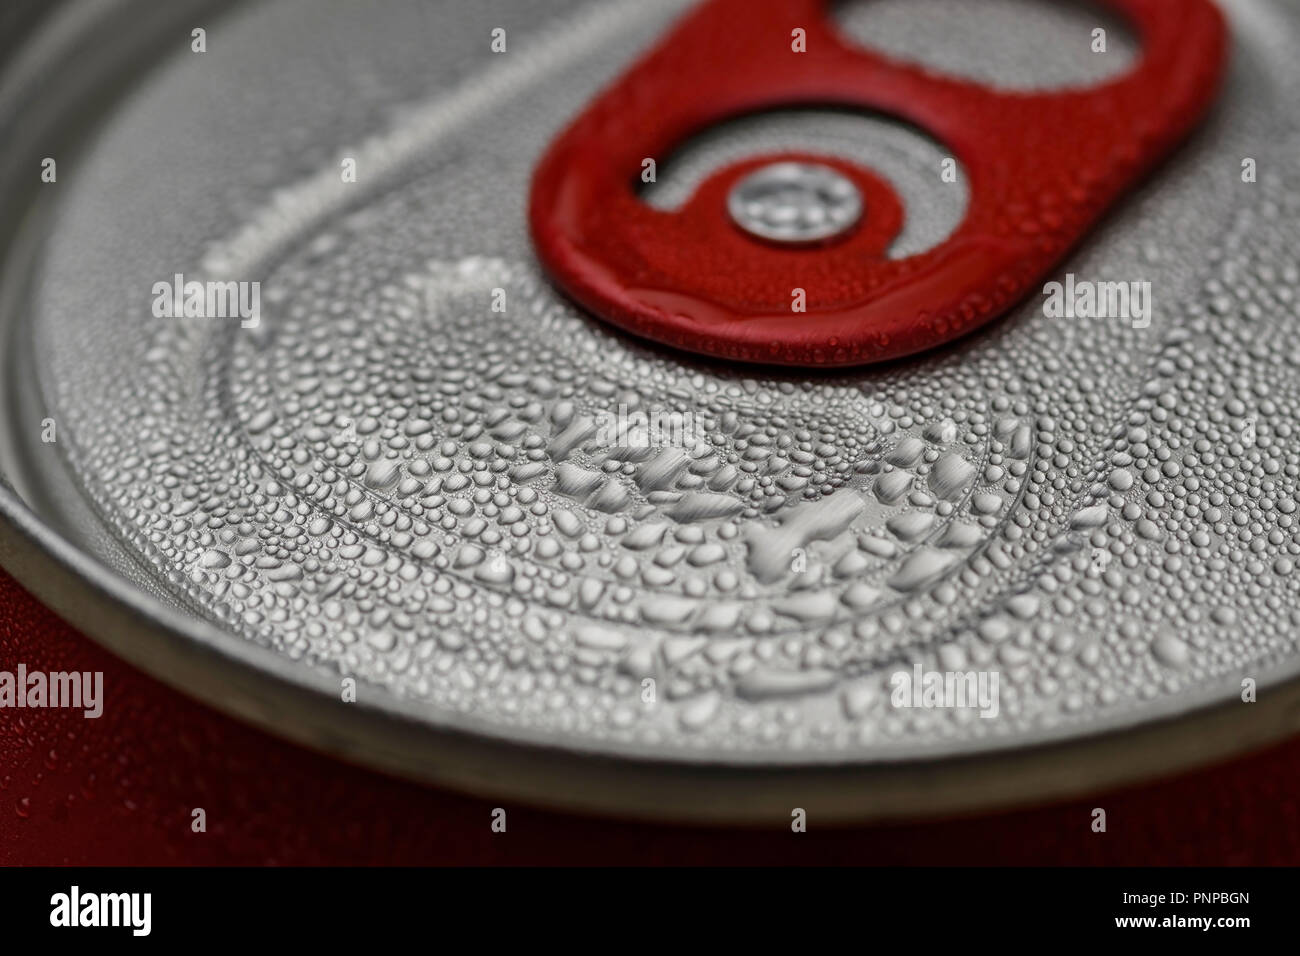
727;161;863;244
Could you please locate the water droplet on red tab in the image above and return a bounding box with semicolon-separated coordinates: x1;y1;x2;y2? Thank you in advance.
530;0;1227;367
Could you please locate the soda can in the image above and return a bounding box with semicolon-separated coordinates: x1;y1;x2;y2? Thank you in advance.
2;0;1299;822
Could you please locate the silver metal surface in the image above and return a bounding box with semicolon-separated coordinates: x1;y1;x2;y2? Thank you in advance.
3;0;1300;821
726;161;864;244
835;0;1139;90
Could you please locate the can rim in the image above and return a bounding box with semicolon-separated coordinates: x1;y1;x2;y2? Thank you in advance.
5;480;1300;822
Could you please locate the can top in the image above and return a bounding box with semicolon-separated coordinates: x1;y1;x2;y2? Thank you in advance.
2;0;1299;822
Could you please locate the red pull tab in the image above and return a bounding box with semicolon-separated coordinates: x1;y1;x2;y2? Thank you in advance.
529;0;1227;367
